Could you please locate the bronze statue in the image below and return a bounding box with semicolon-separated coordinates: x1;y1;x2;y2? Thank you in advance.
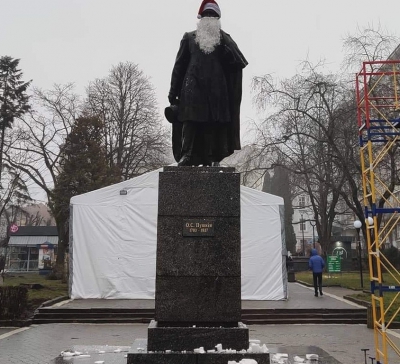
166;0;248;166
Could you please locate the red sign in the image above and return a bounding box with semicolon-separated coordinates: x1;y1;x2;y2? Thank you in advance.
9;224;19;233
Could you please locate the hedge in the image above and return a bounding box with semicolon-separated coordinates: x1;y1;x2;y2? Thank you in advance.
0;286;28;320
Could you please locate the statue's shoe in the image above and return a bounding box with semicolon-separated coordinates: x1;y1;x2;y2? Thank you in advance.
178;156;193;166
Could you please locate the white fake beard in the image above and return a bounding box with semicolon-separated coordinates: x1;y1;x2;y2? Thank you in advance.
195;17;221;54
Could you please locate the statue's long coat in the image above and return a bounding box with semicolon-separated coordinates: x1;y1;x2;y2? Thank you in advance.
169;30;248;163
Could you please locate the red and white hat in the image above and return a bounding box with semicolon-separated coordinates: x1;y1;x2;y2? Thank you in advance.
197;0;221;19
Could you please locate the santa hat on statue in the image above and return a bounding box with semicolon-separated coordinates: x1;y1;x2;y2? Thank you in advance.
197;0;221;19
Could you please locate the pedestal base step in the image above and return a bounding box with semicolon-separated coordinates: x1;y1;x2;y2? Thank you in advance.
147;320;249;351
127;339;270;364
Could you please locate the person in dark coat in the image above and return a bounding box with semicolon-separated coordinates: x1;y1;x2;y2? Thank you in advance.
167;0;248;166
309;248;325;297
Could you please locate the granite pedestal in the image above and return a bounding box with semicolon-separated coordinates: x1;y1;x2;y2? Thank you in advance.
127;166;269;362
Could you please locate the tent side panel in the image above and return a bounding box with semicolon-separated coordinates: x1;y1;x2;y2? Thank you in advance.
71;200;158;299
241;203;285;300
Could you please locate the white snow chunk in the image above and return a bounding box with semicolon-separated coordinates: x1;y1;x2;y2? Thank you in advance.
194;347;205;353
98;350;106;354
114;348;122;353
271;353;289;363
249;339;261;344
306;354;319;360
215;344;223;352
293;356;305;362
94;361;105;364
274;353;288;358
60;351;84;357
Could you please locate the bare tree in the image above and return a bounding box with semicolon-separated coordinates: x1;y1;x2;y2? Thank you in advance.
342;25;399;73
251;62;356;254
86;62;170;179
247;26;400;252
4;83;81;269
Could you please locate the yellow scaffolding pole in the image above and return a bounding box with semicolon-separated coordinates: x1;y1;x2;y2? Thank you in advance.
357;60;400;364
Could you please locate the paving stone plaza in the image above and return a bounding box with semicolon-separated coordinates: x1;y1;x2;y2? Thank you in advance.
2;284;400;363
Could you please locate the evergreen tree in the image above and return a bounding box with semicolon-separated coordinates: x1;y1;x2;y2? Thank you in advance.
261;170;271;193
0;56;31;181
268;166;297;254
50;116;120;274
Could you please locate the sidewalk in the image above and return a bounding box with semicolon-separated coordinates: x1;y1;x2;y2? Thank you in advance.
48;282;365;311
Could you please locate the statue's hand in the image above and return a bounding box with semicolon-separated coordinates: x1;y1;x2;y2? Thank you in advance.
169;95;178;105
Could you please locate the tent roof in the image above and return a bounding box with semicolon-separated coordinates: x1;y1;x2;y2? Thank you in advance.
71;167;284;206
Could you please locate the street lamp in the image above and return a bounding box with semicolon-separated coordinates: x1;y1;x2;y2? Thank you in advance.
353;220;364;289
300;212;305;256
310;220;316;249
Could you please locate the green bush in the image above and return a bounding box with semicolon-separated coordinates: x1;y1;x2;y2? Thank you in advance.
382;247;400;269
0;286;28;320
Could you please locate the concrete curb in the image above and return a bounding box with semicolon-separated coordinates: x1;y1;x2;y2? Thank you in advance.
38;296;70;309
296;279;341;288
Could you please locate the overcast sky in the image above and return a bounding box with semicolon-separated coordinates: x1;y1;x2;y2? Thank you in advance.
1;0;400;200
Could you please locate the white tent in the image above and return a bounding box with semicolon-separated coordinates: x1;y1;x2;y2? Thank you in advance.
69;168;287;301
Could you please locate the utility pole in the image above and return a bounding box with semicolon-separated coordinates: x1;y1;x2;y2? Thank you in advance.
301;212;305;256
353;220;364;289
310;220;316;249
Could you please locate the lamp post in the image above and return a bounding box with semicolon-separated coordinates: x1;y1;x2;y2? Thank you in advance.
353;220;364;289
310;220;316;249
300;212;305;256
367;216;376;277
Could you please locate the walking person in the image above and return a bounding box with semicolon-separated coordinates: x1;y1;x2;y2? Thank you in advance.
309;248;325;297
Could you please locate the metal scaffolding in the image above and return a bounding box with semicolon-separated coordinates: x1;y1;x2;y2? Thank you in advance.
356;59;400;364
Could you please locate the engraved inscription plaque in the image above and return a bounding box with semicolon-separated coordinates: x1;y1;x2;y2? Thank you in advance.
183;219;215;237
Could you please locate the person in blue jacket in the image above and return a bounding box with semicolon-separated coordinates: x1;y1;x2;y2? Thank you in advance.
309;248;325;297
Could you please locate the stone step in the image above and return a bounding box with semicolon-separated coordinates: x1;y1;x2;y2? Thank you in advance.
241;312;366;320
36;309;365;319
33;307;367;325
241;308;366;314
32;316;367;325
38;307;155;314
32;317;151;324
39;307;365;315
242;317;367;325
34;312;155;319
